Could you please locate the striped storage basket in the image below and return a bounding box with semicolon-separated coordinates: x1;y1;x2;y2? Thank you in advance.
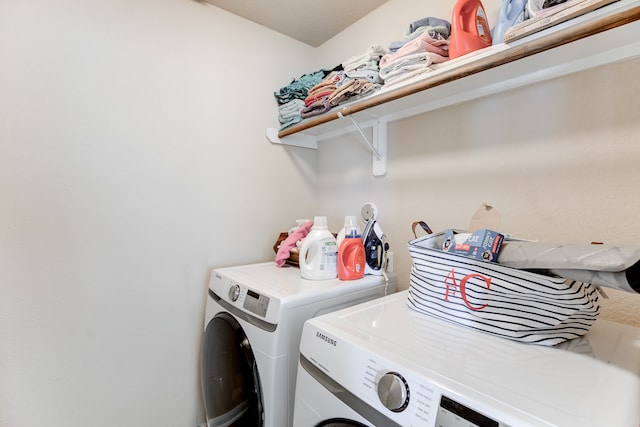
407;232;600;346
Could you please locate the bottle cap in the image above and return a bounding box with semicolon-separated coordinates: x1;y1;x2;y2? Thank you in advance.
313;216;328;229
343;215;358;227
343;215;360;237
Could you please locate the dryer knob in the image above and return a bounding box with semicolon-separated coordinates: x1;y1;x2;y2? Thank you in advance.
228;284;241;302
377;372;409;412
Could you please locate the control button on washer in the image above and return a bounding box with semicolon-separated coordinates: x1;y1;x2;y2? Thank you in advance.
377;372;409;412
228;284;241;302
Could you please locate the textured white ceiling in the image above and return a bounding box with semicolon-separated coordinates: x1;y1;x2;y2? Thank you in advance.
200;0;390;47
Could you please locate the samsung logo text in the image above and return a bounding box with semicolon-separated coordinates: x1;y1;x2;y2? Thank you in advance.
316;332;337;347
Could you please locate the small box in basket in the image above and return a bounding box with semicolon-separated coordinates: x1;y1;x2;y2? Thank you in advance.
441;229;504;262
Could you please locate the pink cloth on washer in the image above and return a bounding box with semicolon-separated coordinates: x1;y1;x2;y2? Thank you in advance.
275;220;314;267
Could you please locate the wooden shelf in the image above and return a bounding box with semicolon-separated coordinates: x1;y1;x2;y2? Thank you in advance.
266;0;640;176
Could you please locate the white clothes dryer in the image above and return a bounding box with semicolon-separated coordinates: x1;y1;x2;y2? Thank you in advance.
294;290;640;427
200;262;395;427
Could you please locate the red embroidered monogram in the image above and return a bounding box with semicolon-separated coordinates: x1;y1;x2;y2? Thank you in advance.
443;269;491;311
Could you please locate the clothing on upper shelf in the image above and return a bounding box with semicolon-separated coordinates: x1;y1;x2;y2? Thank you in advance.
304;71;346;106
344;68;383;84
277;99;305;130
380;31;449;68
300;97;332;118
274;68;335;106
274;68;339;129
408;16;452;37
279;115;304;130
300;71;343;118
299;44;387;118
378;30;449;88
341;44;387;72
388;17;452;53
278;99;304;121
379;52;447;87
273;19;451;127
327;78;379;107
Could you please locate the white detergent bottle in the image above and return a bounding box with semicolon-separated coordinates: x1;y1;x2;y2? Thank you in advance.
299;216;338;280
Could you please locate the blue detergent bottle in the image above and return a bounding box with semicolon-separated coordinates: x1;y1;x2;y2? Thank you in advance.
492;0;527;44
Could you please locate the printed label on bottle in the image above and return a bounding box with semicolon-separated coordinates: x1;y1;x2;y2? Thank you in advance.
321;241;337;272
476;7;490;40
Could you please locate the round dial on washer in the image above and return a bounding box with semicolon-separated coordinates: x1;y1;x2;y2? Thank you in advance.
228;284;241;302
377;372;409;412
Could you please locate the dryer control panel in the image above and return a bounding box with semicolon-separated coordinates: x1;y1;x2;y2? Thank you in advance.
225;282;270;318
210;270;273;320
242;287;270;318
435;395;500;427
224;280;270;318
364;358;502;426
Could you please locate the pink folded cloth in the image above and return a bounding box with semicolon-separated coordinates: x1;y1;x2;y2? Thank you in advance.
379;32;449;68
275;220;314;267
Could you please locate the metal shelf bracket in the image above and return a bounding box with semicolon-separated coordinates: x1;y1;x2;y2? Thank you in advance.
266;113;388;176
337;112;387;177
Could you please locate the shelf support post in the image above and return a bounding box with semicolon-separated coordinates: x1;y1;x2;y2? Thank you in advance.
338;112;387;176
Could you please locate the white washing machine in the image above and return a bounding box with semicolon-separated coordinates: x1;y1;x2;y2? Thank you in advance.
200;262;395;427
294;290;640;427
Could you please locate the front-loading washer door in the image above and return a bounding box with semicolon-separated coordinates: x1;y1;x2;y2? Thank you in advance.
201;312;263;427
316;420;370;427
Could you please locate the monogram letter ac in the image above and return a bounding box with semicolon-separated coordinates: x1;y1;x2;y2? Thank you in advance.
443;269;491;311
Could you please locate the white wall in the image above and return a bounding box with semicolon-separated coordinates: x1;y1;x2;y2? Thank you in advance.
2;0;639;425
0;0;318;426
314;6;640;327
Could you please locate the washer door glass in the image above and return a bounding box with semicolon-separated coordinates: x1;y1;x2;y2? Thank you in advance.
201;312;263;427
